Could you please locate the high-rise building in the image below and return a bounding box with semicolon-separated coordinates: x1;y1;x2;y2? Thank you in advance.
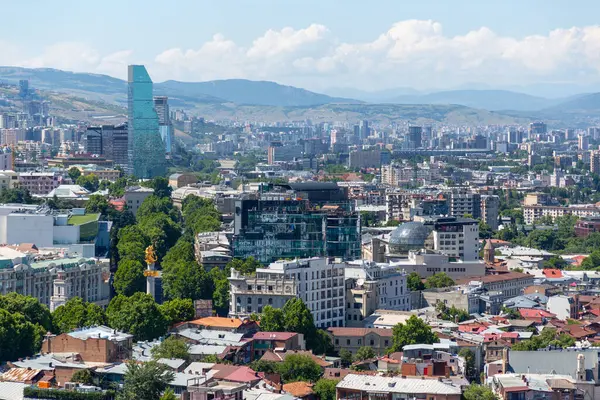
529;121;547;140
408;126;422;148
359;120;369;140
591;151;600;175
19;80;29;99
127;65;166;178
84;124;129;168
579;134;589;151
153;96;174;155
232;182;361;264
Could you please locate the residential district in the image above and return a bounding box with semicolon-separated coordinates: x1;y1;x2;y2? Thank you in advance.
2;66;600;400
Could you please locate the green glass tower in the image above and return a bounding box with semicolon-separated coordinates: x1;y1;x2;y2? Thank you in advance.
127;65;166;178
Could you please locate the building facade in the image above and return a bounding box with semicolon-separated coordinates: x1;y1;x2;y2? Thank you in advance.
229;257;346;328
127;65;166;178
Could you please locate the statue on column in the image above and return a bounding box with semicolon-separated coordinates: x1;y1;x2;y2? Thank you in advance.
145;245;158;299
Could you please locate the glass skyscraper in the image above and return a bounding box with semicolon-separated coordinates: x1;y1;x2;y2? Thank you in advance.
127;65;166;178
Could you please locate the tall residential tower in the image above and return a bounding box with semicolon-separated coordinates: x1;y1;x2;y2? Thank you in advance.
127;65;166;178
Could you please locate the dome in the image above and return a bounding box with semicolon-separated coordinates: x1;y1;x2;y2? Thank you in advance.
388;221;433;254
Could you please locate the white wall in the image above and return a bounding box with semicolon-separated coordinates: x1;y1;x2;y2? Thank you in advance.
5;214;54;247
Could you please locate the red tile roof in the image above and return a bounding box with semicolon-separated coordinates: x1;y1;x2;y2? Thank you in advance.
260;350;332;367
519;308;556;319
283;382;314;398
543;269;563;278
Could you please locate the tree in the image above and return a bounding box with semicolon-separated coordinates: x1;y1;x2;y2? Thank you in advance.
138;213;181;261
136;196;176;224
0;308;45;362
151;337;190;361
68;167;82;182
71;369;94;385
436;302;470;323
114;259;146;296
160;389;178;400
118;361;175;400
407;272;425;291
0;293;52;331
355;346;375;361
162;260;211;301
462;385;496;400
459;348;477;381
85;194;110;215
117;225;149;264
312;329;334;356
425;272;455;289
226;257;262;275
76;174;100;192
107;293;168;341
147;177;172;199
283;299;319;350
512;328;574;351
260;306;285;331
52;297;107;334
210;268;230;316
500;306;521;320
479;220;493;239
0;187;35;204
545;256;568;270
339;349;353;367
390;315;438;351
159;298;195;326
313;379;338;400
250;359;278;374
277;354;322;383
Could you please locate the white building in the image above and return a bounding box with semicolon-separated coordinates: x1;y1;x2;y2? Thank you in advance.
0;247;110;310
229;257;345;328
389;250;486;279
345;260;410;310
425;216;480;262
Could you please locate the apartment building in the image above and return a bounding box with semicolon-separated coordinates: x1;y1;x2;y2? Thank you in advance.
456;272;535;302
327;327;393;355
425;216;480;262
123;186;154;215
481;194;500;230
523;204;600;224
18;171;63;195
229;257;346;328
344;260;410;326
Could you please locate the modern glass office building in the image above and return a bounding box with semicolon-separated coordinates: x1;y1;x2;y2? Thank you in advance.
232;183;361;264
127;65;166;178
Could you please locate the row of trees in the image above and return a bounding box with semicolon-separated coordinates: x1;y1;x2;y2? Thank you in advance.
407;272;455;291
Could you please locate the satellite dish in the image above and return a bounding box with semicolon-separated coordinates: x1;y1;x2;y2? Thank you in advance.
357;278;365;287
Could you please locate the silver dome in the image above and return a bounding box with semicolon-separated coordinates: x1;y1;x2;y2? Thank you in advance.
388;221;433;254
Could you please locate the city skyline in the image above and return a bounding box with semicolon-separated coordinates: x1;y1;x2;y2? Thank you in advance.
2;1;600;94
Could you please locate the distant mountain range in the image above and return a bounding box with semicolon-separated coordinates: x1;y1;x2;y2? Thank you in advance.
1;67;600;126
0;67;359;107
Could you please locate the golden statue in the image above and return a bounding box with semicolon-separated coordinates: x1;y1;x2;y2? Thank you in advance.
145;245;157;265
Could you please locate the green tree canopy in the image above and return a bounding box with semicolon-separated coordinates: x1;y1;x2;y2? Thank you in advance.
71;369;94;385
407;272;425;291
425;272;455;289
459;348;477;381
0;187;35;204
463;385;496;400
545;256;568;270
114;259;146;296
226;257;262;275
118;360;175;400
339;349;353;367
277;354;322;383
146;177;172;199
0;293;52;331
0;308;45;363
313;379;338;400
162;260;211;301
435;302;470;323
282;298;318;350
159;298;195;326
259;306;285;331
107;293;167;341
51;297;107;334
151;336;190;361
512;328;574;351
249;359;278;374
210;268;230;316
390;315;438;352
68;167;82;182
76;174;100;192
85;194;110;215
355;346;375;361
117;225;149;264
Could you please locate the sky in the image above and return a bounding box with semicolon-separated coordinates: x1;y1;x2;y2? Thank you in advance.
2;0;600;94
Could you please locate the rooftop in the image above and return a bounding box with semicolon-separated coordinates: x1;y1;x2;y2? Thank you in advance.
68;213;100;225
66;325;133;342
336;374;462;395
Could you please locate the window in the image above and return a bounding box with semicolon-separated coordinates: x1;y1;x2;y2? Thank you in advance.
347;339;350;345
268;298;273;305
247;297;252;304
248;285;253;291
258;298;262;304
370;340;374;346
257;285;262;291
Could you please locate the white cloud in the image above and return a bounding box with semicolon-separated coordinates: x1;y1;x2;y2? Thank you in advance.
9;21;600;91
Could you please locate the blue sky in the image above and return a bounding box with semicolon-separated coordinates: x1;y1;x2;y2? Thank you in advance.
2;0;600;93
